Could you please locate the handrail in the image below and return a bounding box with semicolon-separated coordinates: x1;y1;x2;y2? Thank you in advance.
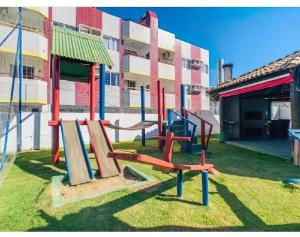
183;108;213;150
167;109;197;151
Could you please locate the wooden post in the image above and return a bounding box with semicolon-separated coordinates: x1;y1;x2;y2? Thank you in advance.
90;64;95;121
163;132;174;163
290;69;300;129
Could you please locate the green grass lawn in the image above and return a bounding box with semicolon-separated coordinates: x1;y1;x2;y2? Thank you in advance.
0;137;300;231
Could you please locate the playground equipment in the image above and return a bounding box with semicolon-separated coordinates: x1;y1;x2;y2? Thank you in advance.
283;129;300;184
167;84;213;155
48;24;214;204
0;7;23;172
60;120;94;185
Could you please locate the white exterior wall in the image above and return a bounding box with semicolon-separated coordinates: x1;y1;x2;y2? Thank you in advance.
102;12;120;39
123;55;150;76
128;90;150;108
0;25;48;60
182;69;191;85
181;41;191;59
52;7;77;27
60;80;75;106
158;29;175;51
0;77;47;104
105;86;120;107
158;62;175;81
165;93;175;109
0;112;159;152
122;21;150;44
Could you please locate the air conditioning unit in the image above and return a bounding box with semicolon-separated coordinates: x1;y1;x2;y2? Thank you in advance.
187;85;201;95
191;59;201;69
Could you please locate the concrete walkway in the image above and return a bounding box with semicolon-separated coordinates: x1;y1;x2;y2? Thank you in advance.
227;138;292;160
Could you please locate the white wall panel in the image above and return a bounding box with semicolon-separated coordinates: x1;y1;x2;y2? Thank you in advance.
181;41;191;59
52;7;76;26
0;25;48;60
102;12;120;39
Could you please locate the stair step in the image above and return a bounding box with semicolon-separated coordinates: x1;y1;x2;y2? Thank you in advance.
191;143;202;152
170;124;184;131
172;120;184;125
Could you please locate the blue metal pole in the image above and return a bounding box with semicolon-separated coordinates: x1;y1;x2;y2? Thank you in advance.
141;86;145;146
177;169;183;198
17;7;23;152
202;170;209;206
167;109;172;132
99;64;105;120
0;25;17;47
180;84;185;116
1;39;20;170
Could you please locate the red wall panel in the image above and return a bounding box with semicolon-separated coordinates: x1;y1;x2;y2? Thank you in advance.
75;7;102;107
191;45;201;111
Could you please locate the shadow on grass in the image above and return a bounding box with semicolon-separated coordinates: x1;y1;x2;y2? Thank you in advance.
29;172;300;231
14;150;66;181
13;142;300;231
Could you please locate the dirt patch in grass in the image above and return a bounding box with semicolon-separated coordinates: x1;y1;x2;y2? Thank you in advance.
59;167;146;201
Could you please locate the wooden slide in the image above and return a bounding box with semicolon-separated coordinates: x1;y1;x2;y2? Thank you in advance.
60;120;94;185
87;120;120;178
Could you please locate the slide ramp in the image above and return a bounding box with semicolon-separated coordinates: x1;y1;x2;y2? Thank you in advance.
60;120;93;185
87;121;120;178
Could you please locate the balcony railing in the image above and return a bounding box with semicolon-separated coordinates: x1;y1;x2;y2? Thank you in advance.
123;54;150;76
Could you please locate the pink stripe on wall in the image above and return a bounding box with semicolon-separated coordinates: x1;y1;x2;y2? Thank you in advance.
75;7;102;107
148;12;159;108
191;45;201;111
76;7;102;29
174;40;182;109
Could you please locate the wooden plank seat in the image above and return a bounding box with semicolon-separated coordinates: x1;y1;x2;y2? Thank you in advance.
107;151;213;171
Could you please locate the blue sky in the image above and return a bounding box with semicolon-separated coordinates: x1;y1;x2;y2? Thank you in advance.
100;7;300;86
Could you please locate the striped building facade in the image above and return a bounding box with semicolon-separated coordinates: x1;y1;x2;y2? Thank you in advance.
0;7;210;112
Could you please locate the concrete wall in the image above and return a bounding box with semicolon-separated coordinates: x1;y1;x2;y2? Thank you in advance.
223;95;240;138
0;110;220;153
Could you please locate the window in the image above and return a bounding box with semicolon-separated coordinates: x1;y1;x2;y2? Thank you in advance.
10;65;34;79
111;73;119;86
79;24;101;37
182;58;191;69
23;66;34;79
103;35;120;52
126;80;136;90
200;63;209;74
53;21;77;31
105;72;119;86
105;72;110;85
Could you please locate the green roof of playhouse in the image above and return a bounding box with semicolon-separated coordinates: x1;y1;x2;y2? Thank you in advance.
51;25;113;66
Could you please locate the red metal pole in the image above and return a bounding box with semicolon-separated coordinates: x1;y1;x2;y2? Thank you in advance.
201;120;205;149
162;87;166;120
157;80;162;135
90;64;95;121
52;55;60;164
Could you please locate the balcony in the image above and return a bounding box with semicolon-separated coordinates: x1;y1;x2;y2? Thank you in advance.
165;93;175;109
158;29;175;51
0;76;47;104
158;62;175;80
123;54;150;78
0;24;48;60
123;89;150;108
122;21;150;45
0;7;46;35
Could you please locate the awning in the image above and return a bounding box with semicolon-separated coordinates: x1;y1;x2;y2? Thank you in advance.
51;25;113;67
220;74;293;98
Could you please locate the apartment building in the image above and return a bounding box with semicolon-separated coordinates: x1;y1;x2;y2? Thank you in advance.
0;7;210;112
